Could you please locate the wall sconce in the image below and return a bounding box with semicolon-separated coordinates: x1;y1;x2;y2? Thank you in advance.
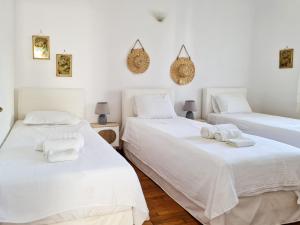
151;10;167;22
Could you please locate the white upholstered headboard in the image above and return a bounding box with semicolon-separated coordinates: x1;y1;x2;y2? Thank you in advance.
122;88;175;124
202;87;247;120
17;88;85;120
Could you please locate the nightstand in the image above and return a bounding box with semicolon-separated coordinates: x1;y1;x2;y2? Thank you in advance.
91;123;120;148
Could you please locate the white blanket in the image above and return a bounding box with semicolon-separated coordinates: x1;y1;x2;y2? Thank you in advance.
122;117;300;220
0;121;148;224
208;112;300;148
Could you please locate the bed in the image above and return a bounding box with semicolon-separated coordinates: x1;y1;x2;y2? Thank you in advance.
0;88;148;225
202;87;300;148
122;88;300;225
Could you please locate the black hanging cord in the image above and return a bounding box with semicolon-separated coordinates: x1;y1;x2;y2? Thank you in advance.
131;39;145;52
177;44;191;60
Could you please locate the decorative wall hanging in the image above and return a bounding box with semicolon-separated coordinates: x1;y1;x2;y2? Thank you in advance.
32;35;50;60
56;53;72;77
127;39;150;74
279;48;294;69
170;45;195;85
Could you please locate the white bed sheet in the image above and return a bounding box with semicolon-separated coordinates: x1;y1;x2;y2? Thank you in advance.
122;117;300;220
0;121;148;224
208;112;300;148
1;208;133;225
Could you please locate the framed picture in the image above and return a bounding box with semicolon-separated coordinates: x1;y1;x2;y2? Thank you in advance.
32;35;50;60
279;48;294;69
56;54;72;77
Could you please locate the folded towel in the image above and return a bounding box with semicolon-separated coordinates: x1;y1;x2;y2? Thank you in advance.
43;136;84;162
36;132;84;152
214;124;242;142
46;148;79;163
226;138;255;147
201;126;218;139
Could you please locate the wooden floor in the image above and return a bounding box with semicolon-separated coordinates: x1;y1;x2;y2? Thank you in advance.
134;166;201;225
134;165;300;225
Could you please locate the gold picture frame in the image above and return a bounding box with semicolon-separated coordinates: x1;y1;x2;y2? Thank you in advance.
32;35;50;60
56;54;72;77
279;48;294;69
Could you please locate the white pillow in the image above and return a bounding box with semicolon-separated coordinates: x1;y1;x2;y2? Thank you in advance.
211;96;220;113
214;94;252;113
23;111;81;125
134;94;177;119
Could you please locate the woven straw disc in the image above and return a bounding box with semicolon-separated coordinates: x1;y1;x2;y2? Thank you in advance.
127;48;150;74
170;57;195;85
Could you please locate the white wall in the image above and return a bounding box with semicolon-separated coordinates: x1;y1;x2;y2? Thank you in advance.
0;0;15;145
248;0;300;118
15;0;253;122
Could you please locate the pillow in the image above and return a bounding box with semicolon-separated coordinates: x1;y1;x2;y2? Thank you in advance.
23;111;81;125
134;94;177;119
211;96;220;113
214;94;252;113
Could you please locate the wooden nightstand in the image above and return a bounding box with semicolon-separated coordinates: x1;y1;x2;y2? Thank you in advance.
91;122;120;148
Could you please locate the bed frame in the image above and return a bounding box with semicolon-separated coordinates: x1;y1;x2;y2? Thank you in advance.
17;88;85;120
122;87;300;225
10;88;136;225
202;87;247;120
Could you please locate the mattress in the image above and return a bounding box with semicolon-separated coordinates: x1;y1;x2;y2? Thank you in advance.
122;117;300;221
208;112;300;148
0;120;148;225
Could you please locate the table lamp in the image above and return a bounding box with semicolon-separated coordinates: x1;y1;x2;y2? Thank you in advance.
95;102;110;125
183;100;196;120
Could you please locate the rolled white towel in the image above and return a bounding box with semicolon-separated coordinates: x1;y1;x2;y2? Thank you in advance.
226;138;255;148
214;124;242;142
201;126;218;139
43;137;84;162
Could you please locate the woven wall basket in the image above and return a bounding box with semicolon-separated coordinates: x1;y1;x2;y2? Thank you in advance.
127;39;150;74
170;45;195;85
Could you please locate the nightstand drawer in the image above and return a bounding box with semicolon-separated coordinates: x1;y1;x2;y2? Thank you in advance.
91;123;120;148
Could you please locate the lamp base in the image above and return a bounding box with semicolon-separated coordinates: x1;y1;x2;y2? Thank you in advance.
186;111;194;120
98;114;107;125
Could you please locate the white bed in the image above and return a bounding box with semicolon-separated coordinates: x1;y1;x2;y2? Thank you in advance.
202;87;300;148
0;88;148;225
122;88;300;225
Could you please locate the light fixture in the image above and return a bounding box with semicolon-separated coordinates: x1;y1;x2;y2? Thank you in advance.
151;10;167;22
95;102;110;125
183;100;196;120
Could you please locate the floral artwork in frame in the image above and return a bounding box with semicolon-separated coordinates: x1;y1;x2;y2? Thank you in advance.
32;35;50;60
56;54;72;77
279;48;294;69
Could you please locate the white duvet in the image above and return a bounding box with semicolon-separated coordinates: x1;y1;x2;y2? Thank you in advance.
122;117;300;220
0;121;148;224
208;112;300;148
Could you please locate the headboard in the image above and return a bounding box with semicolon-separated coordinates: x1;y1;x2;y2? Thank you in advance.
122;88;175;124
202;87;247;120
17;88;85;120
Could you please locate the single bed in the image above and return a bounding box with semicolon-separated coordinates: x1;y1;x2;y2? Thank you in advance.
122;88;300;225
202;87;300;148
0;88;148;225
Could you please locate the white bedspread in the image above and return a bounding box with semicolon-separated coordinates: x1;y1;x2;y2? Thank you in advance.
208;112;300;148
0;121;148;224
122;117;300;220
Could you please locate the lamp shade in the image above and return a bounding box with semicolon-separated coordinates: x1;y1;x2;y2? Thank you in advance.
183;100;196;112
95;102;110;115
